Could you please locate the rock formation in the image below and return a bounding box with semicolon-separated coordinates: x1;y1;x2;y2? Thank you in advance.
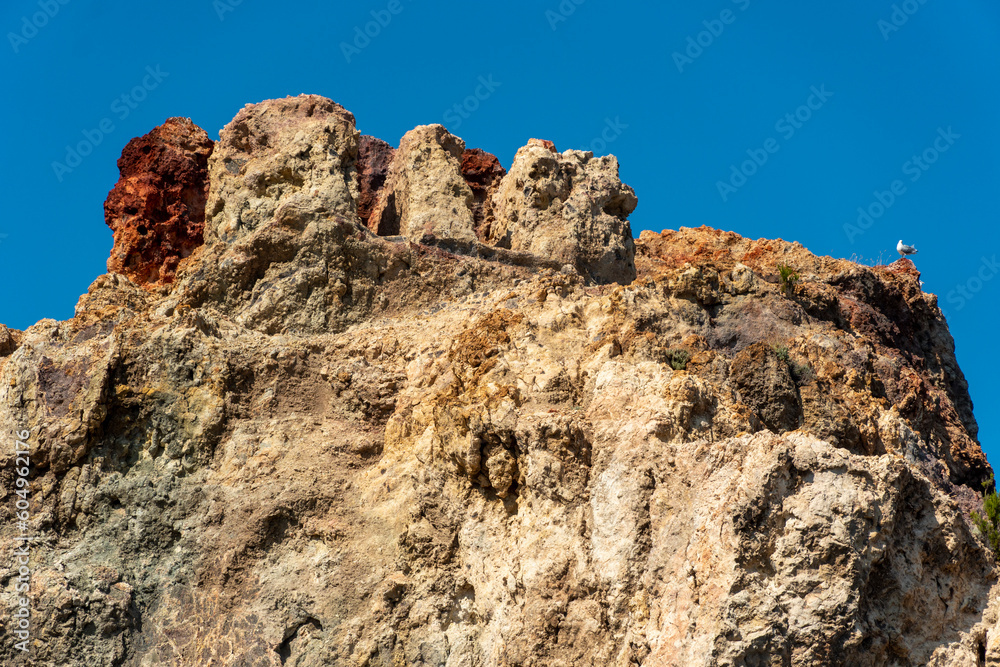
461;148;506;241
490;138;638;284
369;124;477;245
104;117;213;286
357;135;396;233
0;95;998;666
203;94;359;245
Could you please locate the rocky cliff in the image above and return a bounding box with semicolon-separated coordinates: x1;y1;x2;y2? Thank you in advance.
0;94;997;666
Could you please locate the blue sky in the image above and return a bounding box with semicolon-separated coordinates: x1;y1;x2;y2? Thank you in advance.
2;0;998;463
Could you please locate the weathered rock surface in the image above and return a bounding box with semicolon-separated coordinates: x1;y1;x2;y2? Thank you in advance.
636;227;988;491
370;124;477;244
0;324;22;357
461;148;506;241
358;135;396;233
174;95;371;335
490;138;638;284
2;97;998;666
104;117;213;286
203;94;359;245
730;341;802;433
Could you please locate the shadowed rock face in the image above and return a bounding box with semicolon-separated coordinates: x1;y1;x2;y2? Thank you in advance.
730;341;802;432
357;134;396;233
10;96;998;666
103;117;213;286
460;148;506;241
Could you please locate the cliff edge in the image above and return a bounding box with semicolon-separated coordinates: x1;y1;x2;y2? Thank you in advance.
0;95;996;666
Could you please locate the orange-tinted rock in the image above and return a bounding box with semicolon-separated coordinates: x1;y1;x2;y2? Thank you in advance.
460;148;506;240
529;138;557;152
357;135;396;233
635;225;990;490
887;256;921;279
104;117;214;287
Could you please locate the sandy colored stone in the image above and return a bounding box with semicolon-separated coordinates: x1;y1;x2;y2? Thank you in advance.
490;139;638;284
0;324;21;357
370;124;476;244
204;94;360;245
0;97;997;666
174;95;370;335
205;95;360;243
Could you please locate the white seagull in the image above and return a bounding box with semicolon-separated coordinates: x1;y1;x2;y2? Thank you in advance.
897;240;918;257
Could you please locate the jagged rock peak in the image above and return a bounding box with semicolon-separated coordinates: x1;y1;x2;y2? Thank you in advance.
31;96;993;666
368;123;477;244
103;95;639;299
204;95;361;245
490;138;638;284
103;116;213;287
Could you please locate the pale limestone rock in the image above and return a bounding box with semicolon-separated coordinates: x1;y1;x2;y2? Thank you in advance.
204;94;360;244
729;262;758;294
176;95;378;335
490;138;638;284
370;124;476;244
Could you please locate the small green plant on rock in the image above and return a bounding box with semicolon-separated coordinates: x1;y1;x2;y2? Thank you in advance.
972;476;1000;558
770;342;814;385
778;264;799;295
666;349;691;371
790;361;815;386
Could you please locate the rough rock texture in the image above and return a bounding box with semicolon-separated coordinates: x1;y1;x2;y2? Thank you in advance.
0;324;22;357
370;124;476;244
203;94;359;245
1;97;998;666
490;138;638;284
358;135;396;233
730;341;802;433
635;228;988;490
359;137;506;245
174;95;368;335
103;117;213;286
461;148;507;241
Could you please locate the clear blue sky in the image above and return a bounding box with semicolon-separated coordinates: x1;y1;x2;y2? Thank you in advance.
2;0;998;463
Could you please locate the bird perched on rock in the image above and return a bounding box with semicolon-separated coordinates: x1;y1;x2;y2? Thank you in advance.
897;240;918;257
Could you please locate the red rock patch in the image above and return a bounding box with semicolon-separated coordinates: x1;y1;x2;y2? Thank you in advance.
460;148;506;241
104;117;214;287
357;135;396;234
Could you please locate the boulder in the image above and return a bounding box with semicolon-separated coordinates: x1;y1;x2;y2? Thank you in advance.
369;124;476;244
103;117;213;286
490;139;637;284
